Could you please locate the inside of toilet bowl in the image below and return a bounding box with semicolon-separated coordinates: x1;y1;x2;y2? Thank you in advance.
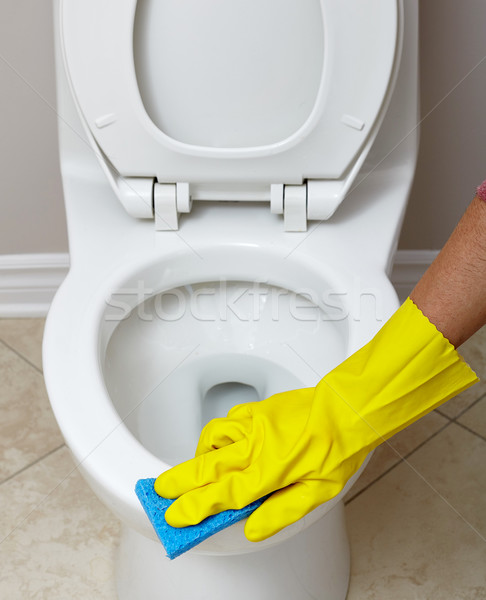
102;280;348;466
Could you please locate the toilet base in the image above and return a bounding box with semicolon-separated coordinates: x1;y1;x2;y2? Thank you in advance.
115;501;350;600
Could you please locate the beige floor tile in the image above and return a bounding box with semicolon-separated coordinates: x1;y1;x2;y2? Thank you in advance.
438;325;486;419
0;342;64;481
344;410;449;502
0;446;120;600
458;396;486;439
346;423;486;599
0;318;45;371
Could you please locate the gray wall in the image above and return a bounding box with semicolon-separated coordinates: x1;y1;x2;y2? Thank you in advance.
0;1;67;255
400;0;486;249
1;1;485;255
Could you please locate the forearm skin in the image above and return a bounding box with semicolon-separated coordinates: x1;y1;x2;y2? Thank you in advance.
410;193;486;348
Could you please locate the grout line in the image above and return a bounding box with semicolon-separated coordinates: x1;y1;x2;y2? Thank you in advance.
0;444;65;487
0;344;200;548
454;421;486;444
435;392;486;443
0;338;43;375
451;391;486;421
346;393;486;506
435;391;486;422
434;407;454;421
344;420;453;505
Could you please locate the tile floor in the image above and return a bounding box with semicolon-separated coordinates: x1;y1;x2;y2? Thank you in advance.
0;318;485;599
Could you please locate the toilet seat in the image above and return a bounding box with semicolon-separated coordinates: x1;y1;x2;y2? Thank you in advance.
60;0;401;226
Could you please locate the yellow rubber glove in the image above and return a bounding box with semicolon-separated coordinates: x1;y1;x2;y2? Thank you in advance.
154;298;478;541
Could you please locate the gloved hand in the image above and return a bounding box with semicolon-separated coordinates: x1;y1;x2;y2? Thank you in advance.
154;298;478;542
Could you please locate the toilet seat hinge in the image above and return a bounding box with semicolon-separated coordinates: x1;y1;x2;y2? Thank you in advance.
120;178;346;232
283;184;308;232
271;183;308;232
154;182;192;231
115;177;191;229
275;179;351;232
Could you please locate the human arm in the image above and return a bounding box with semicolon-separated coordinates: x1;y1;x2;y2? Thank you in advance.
411;192;486;347
154;186;485;542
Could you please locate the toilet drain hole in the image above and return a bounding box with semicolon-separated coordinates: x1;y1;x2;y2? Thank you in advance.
202;382;260;428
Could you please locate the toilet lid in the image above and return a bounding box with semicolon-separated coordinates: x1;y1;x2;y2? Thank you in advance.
61;0;399;190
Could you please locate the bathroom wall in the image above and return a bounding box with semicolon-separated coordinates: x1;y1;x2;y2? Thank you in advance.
399;0;486;249
0;0;486;256
0;1;67;255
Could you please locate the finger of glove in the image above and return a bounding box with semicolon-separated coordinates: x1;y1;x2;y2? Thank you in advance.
164;467;266;528
195;415;252;457
244;480;333;542
154;439;249;499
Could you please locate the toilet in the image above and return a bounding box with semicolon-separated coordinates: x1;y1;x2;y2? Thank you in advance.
43;1;419;598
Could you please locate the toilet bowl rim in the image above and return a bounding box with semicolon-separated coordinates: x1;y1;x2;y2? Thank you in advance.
44;244;398;547
82;243;398;356
46;242;399;464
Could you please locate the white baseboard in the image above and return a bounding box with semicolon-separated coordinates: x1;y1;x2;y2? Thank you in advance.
0;250;438;318
0;253;70;318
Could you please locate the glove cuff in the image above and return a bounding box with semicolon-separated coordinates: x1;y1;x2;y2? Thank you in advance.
318;297;479;448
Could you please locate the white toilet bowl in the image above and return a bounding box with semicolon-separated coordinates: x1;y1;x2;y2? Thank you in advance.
44;0;419;597
44;226;397;598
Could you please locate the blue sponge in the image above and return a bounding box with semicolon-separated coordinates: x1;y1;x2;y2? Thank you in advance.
135;478;268;559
